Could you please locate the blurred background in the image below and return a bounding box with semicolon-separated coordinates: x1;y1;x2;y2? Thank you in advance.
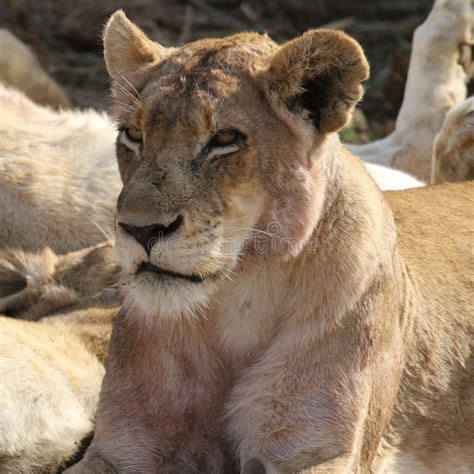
0;0;438;142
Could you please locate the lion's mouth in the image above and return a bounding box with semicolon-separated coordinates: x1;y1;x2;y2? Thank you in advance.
136;262;205;283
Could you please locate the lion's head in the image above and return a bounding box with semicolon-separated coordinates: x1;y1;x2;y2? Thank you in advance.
105;11;369;319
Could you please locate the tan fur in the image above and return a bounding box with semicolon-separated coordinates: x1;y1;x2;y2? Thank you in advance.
67;12;474;474
0;83;121;253
432;96;474;184
0;29;70;109
0;242;121;473
0;242;120;320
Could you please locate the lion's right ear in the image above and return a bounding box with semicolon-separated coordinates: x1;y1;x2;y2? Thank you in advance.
262;29;369;134
103;10;169;88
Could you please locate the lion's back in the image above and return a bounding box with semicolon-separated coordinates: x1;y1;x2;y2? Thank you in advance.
0;84;121;253
385;181;473;297
384;182;474;468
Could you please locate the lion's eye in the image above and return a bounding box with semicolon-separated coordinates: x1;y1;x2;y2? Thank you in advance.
192;128;246;169
212;129;242;147
124;127;143;144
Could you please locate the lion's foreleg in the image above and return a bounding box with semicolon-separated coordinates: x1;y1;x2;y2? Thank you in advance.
226;314;403;474
66;310;234;473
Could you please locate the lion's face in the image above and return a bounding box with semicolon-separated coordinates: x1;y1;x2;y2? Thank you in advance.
105;12;368;318
112;37;322;319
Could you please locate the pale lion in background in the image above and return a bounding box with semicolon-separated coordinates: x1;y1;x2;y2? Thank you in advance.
0;84;120;254
349;0;472;181
0;242;120;473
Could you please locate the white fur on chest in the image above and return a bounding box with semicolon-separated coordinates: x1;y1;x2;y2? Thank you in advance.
212;264;286;363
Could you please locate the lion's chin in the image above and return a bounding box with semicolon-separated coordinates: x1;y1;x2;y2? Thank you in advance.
122;271;215;321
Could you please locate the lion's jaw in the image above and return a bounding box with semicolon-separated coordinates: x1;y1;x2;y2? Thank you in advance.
116;189;265;320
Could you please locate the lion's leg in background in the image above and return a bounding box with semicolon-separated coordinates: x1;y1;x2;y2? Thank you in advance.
432;96;474;184
348;0;472;181
0;29;70;109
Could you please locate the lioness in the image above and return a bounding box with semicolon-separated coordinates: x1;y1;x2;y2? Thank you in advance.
0;83;119;254
68;11;473;474
0;242;121;473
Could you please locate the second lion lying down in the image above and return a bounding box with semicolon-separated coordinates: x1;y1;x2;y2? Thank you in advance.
64;11;473;474
0;243;120;473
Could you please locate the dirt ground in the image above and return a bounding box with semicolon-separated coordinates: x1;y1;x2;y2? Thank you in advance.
0;0;435;142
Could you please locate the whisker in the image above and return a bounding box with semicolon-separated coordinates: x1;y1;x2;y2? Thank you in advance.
89;219;114;242
224;227;278;238
112;100;138;114
209;259;239;279
118;74;142;101
115;82;137;102
207;263;236;281
221;214;252;224
116;74;143;108
114;82;139;103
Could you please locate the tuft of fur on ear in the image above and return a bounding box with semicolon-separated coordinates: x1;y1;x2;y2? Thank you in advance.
103;10;168;87
264;29;369;133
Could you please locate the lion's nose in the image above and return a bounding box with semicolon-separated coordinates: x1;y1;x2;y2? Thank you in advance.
118;215;183;255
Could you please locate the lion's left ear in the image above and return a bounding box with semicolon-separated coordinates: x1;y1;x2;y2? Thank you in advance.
263;29;369;133
103;10;170;90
